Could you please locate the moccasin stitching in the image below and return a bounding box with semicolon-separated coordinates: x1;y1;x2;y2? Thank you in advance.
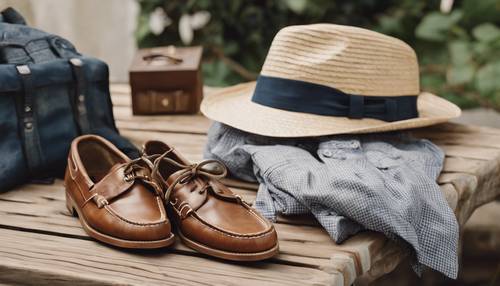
156;196;167;220
244;204;273;228
173;195;273;236
104;205;169;227
186;212;275;239
71;165;168;226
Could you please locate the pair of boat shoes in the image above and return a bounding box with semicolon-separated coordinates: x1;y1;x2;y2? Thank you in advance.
64;135;278;261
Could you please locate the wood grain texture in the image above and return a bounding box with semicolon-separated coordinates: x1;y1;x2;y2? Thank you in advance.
0;180;398;285
1;85;500;285
0;228;338;286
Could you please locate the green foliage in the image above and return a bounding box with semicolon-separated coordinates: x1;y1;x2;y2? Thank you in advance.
416;11;463;42
137;0;500;111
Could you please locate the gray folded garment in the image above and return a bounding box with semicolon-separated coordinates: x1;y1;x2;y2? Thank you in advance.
204;122;458;278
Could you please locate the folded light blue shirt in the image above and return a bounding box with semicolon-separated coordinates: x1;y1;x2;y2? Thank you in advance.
204;122;458;279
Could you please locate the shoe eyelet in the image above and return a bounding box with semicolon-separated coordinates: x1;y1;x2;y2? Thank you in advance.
170;198;178;206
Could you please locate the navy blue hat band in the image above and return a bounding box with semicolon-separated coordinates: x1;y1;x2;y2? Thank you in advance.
251;76;419;122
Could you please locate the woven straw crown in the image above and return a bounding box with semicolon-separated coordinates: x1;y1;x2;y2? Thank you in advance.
261;24;420;96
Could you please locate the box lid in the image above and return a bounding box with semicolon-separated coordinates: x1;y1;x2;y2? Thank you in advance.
130;46;202;72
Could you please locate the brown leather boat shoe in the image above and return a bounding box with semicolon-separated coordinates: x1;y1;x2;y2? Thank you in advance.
143;140;279;261
64;135;175;249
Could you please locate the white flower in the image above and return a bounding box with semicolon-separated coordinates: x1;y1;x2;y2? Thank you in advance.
179;11;211;45
440;0;454;14
149;7;172;35
190;11;211;30
179;14;194;45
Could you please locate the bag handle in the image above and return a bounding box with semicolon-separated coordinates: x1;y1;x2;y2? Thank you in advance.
0;7;27;25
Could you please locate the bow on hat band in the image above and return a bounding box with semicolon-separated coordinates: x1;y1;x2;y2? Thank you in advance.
251;76;419;122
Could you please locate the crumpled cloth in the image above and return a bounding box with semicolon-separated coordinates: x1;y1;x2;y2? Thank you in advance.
204;122;458;278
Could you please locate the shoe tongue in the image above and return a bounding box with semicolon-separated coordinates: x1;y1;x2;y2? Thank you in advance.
166;168;192;186
165;168;208;210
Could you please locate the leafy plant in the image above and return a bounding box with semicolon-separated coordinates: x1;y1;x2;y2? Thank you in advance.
136;0;500;111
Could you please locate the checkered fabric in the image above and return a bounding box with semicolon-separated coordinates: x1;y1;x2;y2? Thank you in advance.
204;122;458;278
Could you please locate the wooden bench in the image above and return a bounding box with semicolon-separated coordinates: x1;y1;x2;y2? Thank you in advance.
0;85;499;285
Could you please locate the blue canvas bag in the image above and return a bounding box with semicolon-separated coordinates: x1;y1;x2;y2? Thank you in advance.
0;8;138;191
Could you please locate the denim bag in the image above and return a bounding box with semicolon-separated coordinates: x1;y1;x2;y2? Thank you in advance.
0;8;138;191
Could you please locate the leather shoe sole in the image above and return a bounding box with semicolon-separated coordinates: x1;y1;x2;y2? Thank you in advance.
174;224;279;261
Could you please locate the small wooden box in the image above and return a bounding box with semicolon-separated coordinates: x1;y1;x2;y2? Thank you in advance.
129;46;203;115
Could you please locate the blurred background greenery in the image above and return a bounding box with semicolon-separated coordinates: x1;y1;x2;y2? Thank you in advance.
136;0;500;111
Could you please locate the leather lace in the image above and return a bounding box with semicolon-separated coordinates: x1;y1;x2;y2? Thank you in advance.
122;156;163;197
149;150;228;202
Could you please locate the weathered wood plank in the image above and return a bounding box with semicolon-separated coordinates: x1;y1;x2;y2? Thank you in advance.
0;179;464;286
0;182;339;270
422;122;500;136
437;144;500;161
441;157;485;174
2;179;449;286
0;228;338;286
115;109;210;135
454;154;500;226
414;132;500;150
438;173;478;201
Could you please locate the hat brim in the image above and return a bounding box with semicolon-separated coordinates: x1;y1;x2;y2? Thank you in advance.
201;82;461;137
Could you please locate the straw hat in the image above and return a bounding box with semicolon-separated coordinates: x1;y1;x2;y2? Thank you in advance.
201;24;461;137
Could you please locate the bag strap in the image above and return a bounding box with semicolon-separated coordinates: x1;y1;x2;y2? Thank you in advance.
15;65;45;174
0;7;27;25
68;58;91;133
